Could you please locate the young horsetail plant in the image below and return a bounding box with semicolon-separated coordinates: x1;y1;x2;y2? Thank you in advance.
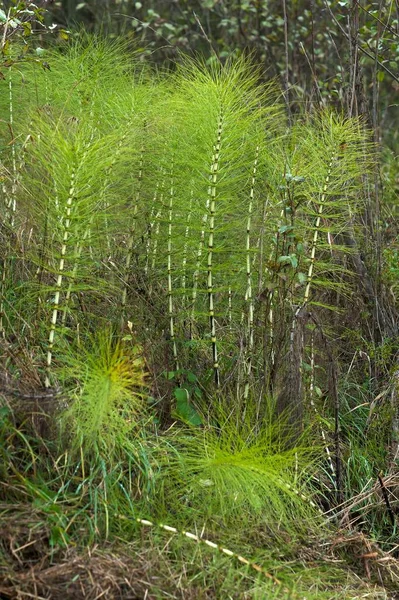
243;146;260;400
21;116;136;384
153;399;322;539
207;109;223;385
59;327;147;456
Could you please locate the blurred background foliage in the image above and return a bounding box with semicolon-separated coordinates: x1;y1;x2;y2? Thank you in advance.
37;0;399;140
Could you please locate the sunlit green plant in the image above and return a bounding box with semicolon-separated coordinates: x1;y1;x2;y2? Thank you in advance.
60;328;147;455
153;399;322;539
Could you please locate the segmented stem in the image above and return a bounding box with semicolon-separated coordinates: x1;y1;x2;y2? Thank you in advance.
61;233;88;327
167;162;179;371
303;152;336;306
181;191;193;308
0;255;6;338
228;287;233;331
45;168;77;388
7;67;17;224
0;68;17;336
190;197;209;338
268;291;275;369
151;168;166;271
244;146;259;400
62;128;130;327
144;184;159;275
151;213;162;271
309;334;335;478
207;110;223;386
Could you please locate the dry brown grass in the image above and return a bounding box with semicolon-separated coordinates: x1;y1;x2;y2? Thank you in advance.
0;505;204;600
2;502;399;600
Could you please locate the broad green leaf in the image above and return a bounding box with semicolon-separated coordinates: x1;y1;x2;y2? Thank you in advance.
174;388;202;426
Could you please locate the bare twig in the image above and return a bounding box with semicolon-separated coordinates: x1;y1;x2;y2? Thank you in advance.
323;0;399;84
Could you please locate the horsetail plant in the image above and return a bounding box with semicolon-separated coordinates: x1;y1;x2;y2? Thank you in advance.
243;146;259;400
181;191;193;311
308;332;336;480
45;166;78;388
59;327;147;456
0;67;19;337
260;111;373;421
207;109;223;386
167;160;180;373
151;167;167;272
301;151;337;310
297;112;372;309
161;57;278;384
144;191;158;276
6;67;17;225
155;399;322;539
20;114;129;385
190;195;209;340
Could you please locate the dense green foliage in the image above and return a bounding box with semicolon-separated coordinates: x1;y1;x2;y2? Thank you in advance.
0;3;398;599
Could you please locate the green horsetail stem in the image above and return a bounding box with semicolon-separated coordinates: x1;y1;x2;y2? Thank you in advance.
181;191;193;308
151;166;167;273
302;152;336;307
265;203;285;377
144;206;155;275
268;291;275;370
167;162;179;372
61;232;89;327
116;515;285;589
191;145;216;339
190;195;209;339
48;86;99;333
151;209;162;271
285;151;337;434
244;146;259;400
144;185;159;275
284;151;336;399
147;145;168;274
228;287;233;331
255;196;269;295
45;96;99;345
62;128;131;327
7;67;17;225
45;168;77;388
207;110;223;386
0;254;6;337
147;209;161;273
0;68;17;336
34;177;54;324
